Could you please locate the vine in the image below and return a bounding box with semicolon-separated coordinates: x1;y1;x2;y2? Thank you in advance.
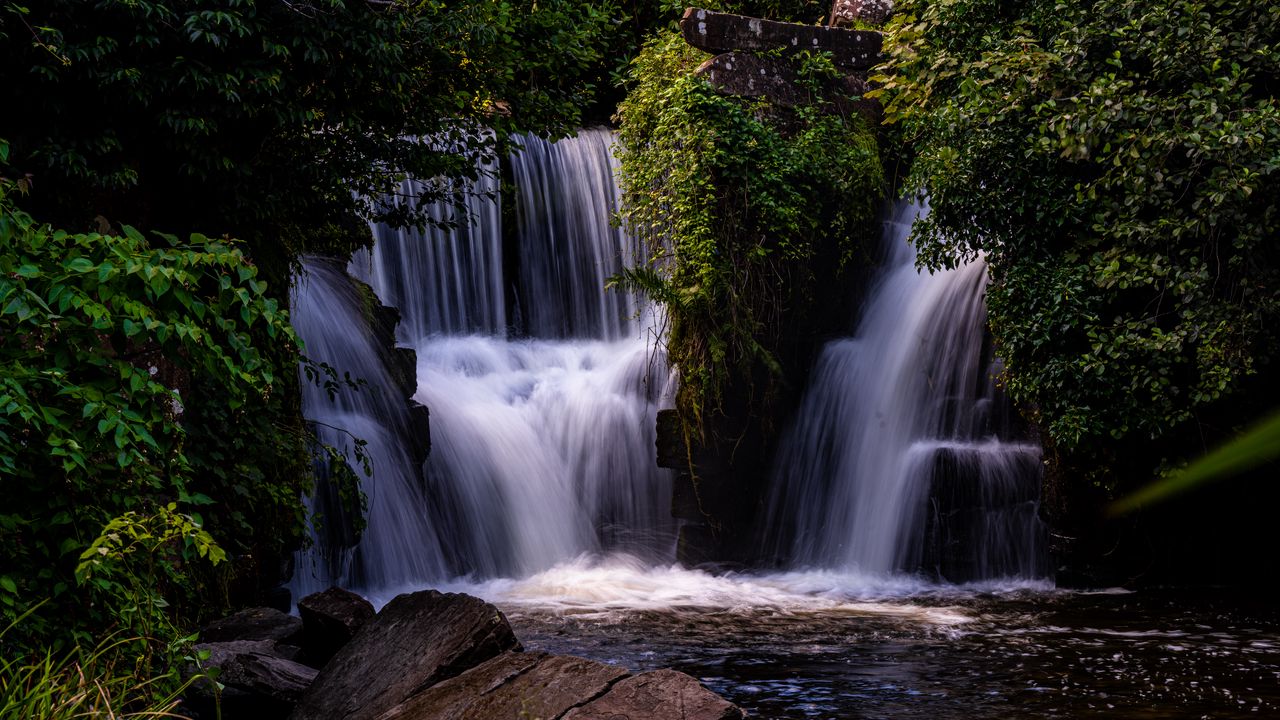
614;32;886;435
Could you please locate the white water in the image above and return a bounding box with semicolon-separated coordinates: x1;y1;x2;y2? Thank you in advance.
289;259;447;598
766;202;1047;580
291;139;1045;611
292;129;675;597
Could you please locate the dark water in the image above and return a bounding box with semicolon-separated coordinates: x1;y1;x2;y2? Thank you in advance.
496;586;1279;719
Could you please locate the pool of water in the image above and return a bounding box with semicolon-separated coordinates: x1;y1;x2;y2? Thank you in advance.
378;556;1280;719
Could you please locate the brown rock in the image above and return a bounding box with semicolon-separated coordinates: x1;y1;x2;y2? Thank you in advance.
376;651;628;720
289;590;519;720
296;586;375;666
563;669;746;720
680;7;882;70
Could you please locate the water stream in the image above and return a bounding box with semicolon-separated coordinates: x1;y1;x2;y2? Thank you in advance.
289;130;1279;718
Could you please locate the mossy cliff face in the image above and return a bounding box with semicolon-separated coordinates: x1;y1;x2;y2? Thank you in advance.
615;27;887;561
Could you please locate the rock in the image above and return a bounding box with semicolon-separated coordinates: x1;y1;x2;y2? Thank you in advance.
201;606;303;644
563;669;745;720
186;640;318;720
296;586;376;666
831;0;895;27
656;408;687;470
290;590;520;720
219;652;319;703
680;7;882;70
694;52;878;120
376;651;628;720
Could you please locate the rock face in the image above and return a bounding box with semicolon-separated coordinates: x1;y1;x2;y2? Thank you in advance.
695;51;877;120
563;669;746;720
289;590;520;720
375;651;629;720
680;7;882;70
296;586;376;666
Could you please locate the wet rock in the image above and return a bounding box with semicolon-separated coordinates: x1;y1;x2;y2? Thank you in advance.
186;640;317;720
376;651;628;720
296;586;376;666
563;668;746;720
219;651;319;703
680;7;882;70
290;590;520;720
201;606;303;644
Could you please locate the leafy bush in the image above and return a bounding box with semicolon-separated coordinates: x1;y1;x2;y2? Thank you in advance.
0;0;617;278
615;33;885;431
0;149;304;650
874;0;1280;484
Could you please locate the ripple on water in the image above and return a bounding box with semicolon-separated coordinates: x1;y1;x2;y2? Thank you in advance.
366;555;1280;719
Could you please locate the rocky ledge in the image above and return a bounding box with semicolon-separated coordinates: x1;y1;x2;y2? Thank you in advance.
186;587;746;720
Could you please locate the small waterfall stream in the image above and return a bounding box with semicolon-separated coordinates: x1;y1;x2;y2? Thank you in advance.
767;202;1047;580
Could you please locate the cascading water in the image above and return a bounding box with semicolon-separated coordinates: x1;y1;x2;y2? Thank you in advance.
766;202;1047;581
292;129;674;596
289;258;447;598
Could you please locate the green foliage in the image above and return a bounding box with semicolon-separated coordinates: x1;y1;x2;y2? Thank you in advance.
0;0;617;276
0;620;203;719
874;0;1280;483
0;162;304;651
616;33;885;431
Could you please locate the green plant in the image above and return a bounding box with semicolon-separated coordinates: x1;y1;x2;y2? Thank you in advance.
615;33;885;433
0;147;302;650
0;619;201;719
873;0;1280;487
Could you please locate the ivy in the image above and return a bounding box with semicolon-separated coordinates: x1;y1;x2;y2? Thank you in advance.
615;33;885;433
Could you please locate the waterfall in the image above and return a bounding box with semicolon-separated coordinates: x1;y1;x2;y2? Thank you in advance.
292;129;674;595
767;202;1047;582
289;258;447;598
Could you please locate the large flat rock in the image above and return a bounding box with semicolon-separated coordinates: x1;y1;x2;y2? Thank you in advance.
290;590;519;720
563;669;746;720
376;651;629;720
680;7;882;70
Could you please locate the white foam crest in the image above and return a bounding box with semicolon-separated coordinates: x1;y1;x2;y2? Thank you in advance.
368;555;992;626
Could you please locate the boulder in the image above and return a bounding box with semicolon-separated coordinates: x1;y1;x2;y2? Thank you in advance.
201;606;303;644
290;590;520;720
186;640;318;720
563;669;745;720
296;586;376;666
680;7;882;70
376;651;628;720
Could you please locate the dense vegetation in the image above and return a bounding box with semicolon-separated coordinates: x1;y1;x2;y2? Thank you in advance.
616;33;885;434
0;0;618;706
875;0;1280;486
1;0;615;281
